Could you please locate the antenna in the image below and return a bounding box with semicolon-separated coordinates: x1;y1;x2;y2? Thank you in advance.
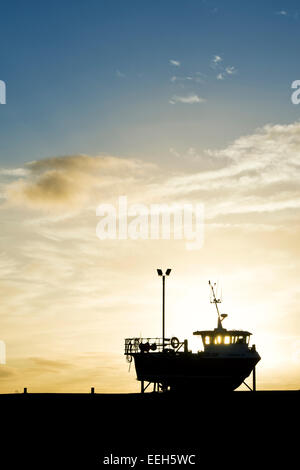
208;280;223;329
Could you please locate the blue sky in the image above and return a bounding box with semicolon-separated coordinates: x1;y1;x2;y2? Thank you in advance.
1;0;300;166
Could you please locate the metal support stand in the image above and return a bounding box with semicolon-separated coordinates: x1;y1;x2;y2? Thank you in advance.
242;366;256;392
140;381;169;393
141;381;152;393
162;275;165;352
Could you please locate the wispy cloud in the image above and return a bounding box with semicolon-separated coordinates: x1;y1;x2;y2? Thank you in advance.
276;10;287;16
169;59;181;67
212;55;222;64
169;94;206;104
225;66;237;75
7;123;300;230
210;55;224;73
275;9;299;20
0;168;29;177
170;73;204;84
162;122;300;221
169;147;205;163
212;58;237;80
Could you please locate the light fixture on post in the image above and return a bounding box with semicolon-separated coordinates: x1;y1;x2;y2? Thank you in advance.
157;268;172;352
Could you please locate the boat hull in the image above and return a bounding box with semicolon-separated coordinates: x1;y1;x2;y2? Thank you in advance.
133;351;260;391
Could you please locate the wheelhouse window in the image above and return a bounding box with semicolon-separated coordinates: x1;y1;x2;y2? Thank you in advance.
237;336;246;344
203;333;250;346
213;335;223;344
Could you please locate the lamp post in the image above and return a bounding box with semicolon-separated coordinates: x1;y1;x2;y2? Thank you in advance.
157;268;171;352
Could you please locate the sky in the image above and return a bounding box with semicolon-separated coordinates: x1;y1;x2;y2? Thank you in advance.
0;0;300;392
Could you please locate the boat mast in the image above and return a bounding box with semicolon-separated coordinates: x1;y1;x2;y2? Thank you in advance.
208;280;223;329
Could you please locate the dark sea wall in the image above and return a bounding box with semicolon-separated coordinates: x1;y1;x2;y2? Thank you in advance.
1;391;298;467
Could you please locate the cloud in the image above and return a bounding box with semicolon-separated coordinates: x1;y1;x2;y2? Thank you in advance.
160;122;300;223
216;67;237;80
4;154;158;211
169;94;206;104
0;168;28;177
169;59;181;67
170;146;204;161
211;55;224;70
216;66;237;80
170;73;205;84
6;122;300;221
210;54;237;79
225;66;237;75
4;122;300;223
275;10;300;20
212;55;222;63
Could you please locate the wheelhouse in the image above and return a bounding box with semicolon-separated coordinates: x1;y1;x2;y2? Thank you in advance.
193;329;252;348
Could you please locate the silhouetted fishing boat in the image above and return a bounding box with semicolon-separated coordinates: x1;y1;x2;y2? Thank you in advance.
125;273;261;392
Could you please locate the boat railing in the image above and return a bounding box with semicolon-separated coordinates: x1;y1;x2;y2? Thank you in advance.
124;337;184;355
